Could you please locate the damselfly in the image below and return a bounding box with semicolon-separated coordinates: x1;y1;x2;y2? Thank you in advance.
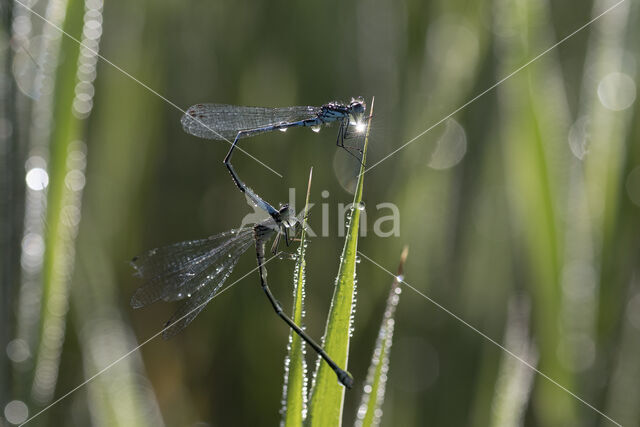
180;98;367;218
130;203;353;388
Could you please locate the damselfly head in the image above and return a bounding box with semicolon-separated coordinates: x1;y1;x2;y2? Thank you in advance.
277;204;298;229
349;97;366;133
349;97;366;115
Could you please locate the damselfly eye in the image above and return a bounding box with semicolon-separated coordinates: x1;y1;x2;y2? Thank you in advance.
350;99;365;115
278;203;296;226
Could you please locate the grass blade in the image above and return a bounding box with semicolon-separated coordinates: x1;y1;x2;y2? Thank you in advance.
493;0;577;423
489;296;538;427
306;97;375;426
31;0;88;406
281;168;314;426
355;247;408;427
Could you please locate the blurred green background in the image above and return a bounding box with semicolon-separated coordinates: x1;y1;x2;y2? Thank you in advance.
2;0;640;425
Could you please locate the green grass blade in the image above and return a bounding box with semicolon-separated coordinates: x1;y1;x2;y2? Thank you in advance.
306;97;375;426
31;0;87;406
281;168;314;426
10;0;72;404
355;247;408;427
66;1;169;422
493;0;578;423
489;297;537;427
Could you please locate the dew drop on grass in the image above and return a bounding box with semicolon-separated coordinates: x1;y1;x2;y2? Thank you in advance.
280;241;309;423
356;252;405;426
278;252;298;261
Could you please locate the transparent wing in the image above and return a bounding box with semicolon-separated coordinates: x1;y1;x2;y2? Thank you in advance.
180;104;321;140
160;235;255;338
130;227;254;308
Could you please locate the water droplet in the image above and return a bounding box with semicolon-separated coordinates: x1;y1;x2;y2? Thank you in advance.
357;202;365;211
278;252;297;261
279;127;287;132
311;125;321;133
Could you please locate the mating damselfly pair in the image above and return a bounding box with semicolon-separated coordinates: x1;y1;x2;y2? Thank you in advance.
130;98;369;388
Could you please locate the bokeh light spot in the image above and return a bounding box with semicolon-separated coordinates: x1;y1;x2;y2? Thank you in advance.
428;119;467;170
6;339;31;363
25;167;49;190
597;72;636;111
625;166;640;207
4;400;28;425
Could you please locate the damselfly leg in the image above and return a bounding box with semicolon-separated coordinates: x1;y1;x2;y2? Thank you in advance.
255;221;353;388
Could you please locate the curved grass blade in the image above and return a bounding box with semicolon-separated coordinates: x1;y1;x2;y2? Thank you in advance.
489;296;538;427
355;247;408;427
281;168;313;426
307;97;375;426
30;0;95;407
